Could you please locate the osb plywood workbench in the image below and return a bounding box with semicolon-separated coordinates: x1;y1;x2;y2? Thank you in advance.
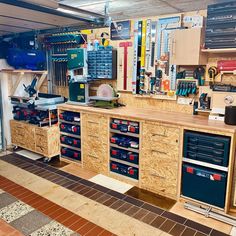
57;104;236;214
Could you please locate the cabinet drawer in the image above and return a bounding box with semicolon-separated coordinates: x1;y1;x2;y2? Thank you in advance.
141;165;178;197
35;145;48;155
35;128;48;137
143;149;179;163
143;123;180;145
84;135;108;152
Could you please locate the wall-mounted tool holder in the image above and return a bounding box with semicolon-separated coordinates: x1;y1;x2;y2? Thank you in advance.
59;110;81;163
176;79;198;97
109;118;140;181
88;47;117;80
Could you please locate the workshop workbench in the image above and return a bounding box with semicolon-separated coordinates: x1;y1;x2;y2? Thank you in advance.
57;104;236;214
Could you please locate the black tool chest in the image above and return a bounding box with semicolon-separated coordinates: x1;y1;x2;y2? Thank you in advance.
59;111;81;162
88;48;117;79
109;118;140;180
182;130;231;208
205;1;236;49
183;131;230;167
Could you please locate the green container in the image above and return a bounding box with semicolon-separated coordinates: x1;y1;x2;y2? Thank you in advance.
67;48;84;70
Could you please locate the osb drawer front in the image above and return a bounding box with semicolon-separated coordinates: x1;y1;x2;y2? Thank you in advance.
47;126;60;156
24;126;35;150
143;138;179;154
141;167;178;197
84;134;108;147
142;149;179;164
143;123;180;146
83;149;108;174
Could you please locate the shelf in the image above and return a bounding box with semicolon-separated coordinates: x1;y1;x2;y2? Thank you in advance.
110;143;139;153
183;158;228;172
60;144;81;152
52;54;67;56
1;69;47;74
110;129;139;138
59;119;80;125
60;132;81;139
195;109;211;113
110;157;139;168
61;155;81;163
135;94;177;101
202;48;236;54
109;171;139;182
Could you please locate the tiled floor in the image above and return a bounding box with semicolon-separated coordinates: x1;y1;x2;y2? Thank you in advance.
0;153;233;236
0;177;113;236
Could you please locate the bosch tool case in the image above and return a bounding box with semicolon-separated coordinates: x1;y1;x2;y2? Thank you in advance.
182;164;227;208
110;148;139;164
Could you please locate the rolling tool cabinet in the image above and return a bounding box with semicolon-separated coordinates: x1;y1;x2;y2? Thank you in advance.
58;111;82;162
10;120;60;158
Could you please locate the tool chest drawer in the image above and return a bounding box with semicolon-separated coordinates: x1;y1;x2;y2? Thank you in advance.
110;161;138;180
110;148;139;164
60;135;81;148
110;135;139;149
182;164;227;208
183;131;230;167
110;118;139;134
61;147;81;161
59;111;80;122
60;123;80;135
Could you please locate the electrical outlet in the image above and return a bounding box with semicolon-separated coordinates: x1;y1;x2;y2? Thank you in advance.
177;97;193;105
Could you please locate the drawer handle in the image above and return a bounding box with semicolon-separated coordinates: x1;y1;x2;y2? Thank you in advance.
151;132;167;137
150;172;166;179
88;154;98;159
151;150;167;155
36;146;43;151
213;150;223;155
88;120;99;125
88;134;99;138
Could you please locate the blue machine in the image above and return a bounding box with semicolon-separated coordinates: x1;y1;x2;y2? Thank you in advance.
7;48;46;70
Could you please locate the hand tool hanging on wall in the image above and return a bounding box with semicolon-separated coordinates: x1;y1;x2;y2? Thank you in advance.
119;42;132;90
132;21;139;94
150;21;157;68
193;66;205;86
132;20;143;94
145;19;152;70
141;20;147;68
208;66;218;87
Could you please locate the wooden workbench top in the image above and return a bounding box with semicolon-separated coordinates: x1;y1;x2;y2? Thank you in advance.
57;104;236;133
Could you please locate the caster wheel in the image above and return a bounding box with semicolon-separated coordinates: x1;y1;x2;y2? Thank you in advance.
43;157;51;163
13;146;19;151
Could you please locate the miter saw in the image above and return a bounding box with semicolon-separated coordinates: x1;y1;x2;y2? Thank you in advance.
89;84;120;108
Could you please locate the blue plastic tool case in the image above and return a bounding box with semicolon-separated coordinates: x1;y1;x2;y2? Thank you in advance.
110;118;139;134
183;131;230;167
59;111;80;122
182;164;227;208
61;147;81;161
88;48;117;79
110;135;139;149
110;148;139;164
110;161;138;180
60;136;81;148
60;123;80;135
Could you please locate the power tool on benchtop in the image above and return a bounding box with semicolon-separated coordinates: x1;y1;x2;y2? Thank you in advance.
89;84;121;109
23;75;38;97
67;48;90;105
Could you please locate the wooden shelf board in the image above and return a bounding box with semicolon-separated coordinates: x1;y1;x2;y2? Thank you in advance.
110;143;139;153
60;144;81;152
59;119;80;126
110;129;139;138
202;48;236;54
110;157;139;168
135;94;177;101
183;157;228;172
61;155;81;163
109;171;139;183
60;132;81;139
1;69;47;74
